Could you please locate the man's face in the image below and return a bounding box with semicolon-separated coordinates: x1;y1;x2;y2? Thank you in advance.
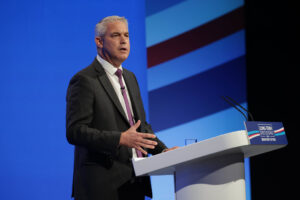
96;21;130;67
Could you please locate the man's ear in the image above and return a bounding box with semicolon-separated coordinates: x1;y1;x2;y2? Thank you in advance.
95;36;103;48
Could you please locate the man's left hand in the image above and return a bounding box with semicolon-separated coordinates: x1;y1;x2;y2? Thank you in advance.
162;146;179;153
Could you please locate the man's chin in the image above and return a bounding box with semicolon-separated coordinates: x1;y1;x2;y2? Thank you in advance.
118;55;129;62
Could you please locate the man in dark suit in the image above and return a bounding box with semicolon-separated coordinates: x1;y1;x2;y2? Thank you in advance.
66;16;177;200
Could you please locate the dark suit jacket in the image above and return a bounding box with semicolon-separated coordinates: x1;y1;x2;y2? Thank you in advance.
66;58;167;200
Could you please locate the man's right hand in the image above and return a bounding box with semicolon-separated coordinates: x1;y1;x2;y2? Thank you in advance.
119;120;158;155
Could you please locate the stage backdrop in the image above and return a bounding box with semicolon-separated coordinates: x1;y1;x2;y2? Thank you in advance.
145;0;250;199
0;0;249;199
0;0;148;199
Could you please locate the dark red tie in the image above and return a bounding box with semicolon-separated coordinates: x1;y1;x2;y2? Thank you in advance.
115;69;143;157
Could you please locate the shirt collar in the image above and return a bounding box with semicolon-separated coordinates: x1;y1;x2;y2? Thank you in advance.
96;54;123;76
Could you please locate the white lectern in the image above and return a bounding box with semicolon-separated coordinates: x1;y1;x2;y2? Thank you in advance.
132;130;287;200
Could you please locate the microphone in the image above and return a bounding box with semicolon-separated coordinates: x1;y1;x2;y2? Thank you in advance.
221;96;254;121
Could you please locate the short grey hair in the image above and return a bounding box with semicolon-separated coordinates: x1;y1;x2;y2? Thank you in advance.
95;16;128;37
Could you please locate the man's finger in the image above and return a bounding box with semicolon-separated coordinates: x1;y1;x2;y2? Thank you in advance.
163;146;179;152
132;120;141;130
136;146;148;155
140;138;157;146
139;132;156;139
137;142;156;149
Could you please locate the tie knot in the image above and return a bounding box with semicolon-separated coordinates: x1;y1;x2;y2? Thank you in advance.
115;68;123;78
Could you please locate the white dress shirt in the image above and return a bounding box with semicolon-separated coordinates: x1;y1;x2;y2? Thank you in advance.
96;55;138;158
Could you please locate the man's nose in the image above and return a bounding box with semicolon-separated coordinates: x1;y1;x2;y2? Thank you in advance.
120;35;128;44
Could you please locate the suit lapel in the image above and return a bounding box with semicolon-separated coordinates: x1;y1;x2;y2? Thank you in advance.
93;59;129;125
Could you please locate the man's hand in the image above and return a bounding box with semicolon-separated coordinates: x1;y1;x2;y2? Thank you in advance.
119;120;158;155
162;146;179;153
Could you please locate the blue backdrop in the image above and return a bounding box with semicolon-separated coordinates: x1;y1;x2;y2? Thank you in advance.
0;0;249;199
0;0;148;199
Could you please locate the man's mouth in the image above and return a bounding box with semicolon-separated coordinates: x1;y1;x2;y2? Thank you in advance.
119;47;127;52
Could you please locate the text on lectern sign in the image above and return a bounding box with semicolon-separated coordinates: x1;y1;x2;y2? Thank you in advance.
244;121;288;145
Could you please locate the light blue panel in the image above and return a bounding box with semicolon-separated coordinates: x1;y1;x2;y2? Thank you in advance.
148;30;245;91
151;175;175;200
245;158;252;200
146;0;244;46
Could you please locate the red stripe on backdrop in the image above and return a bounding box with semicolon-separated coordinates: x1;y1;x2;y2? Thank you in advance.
147;6;245;68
